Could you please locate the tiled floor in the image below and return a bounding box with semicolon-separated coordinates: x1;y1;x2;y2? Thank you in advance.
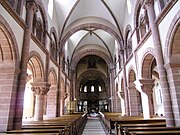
82;117;106;135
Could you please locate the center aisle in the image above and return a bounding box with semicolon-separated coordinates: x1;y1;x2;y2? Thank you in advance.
82;116;106;135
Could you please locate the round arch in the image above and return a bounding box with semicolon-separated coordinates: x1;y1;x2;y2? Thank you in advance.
164;10;180;63
60;23;123;51
48;67;57;86
141;49;156;78
0;15;19;66
28;51;44;81
71;49;112;69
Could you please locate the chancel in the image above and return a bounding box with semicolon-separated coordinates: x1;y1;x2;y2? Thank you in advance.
0;0;180;135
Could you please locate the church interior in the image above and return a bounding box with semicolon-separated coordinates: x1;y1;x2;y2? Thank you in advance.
0;0;180;134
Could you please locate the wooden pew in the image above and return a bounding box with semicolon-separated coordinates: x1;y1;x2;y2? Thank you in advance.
4;113;87;135
118;122;165;135
22;113;87;135
116;121;166;135
124;126;180;134
6;129;62;134
113;117;165;134
128;130;180;135
99;112;122;133
99;112;166;135
0;133;59;135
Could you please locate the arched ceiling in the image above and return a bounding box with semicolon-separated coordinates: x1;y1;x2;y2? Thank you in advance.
54;0;128;62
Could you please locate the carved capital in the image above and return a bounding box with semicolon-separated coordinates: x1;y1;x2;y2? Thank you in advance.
143;0;154;8
60;92;68;99
26;0;38;13
139;79;155;94
119;49;124;55
31;82;51;95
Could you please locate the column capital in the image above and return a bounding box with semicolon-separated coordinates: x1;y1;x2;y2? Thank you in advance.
31;82;51;95
143;0;154;8
119;91;125;99
26;0;38;13
60;92;68;99
119;49;124;55
139;78;155;94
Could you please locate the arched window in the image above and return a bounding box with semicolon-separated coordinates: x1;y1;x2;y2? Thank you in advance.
158;0;170;10
32;4;48;47
8;0;24;15
91;86;94;92
125;25;132;59
50;27;58;61
36;19;43;43
84;86;87;92
50;40;57;60
138;9;149;40
135;3;149;43
80;85;82;92
33;16;44;44
62;57;65;72
155;83;163;104
98;86;102;92
114;55;117;75
118;54;122;69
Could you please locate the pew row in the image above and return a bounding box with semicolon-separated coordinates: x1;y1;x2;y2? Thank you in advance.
99;112;166;134
3;113;87;135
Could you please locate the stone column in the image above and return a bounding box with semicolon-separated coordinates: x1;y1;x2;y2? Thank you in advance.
69;68;75;113
140;79;155;116
109;67;116;112
31;82;50;121
128;83;139;116
46;85;57;118
143;0;175;126
119;91;125;115
120;50;130;116
165;57;180;126
60;93;67;115
14;0;38;129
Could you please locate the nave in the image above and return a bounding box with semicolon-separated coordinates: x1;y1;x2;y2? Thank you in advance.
82;117;106;135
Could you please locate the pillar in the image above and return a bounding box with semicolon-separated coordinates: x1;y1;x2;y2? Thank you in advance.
119;91;126;115
128;83;139;116
109;67;116;112
143;0;175;126
120;50;130;116
31;82;50;121
0;67;20;131
165;56;180;126
14;0;38;129
46;85;57;118
69;68;76;113
140;79;155;117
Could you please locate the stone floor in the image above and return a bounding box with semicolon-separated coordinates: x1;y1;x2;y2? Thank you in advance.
82;116;106;135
